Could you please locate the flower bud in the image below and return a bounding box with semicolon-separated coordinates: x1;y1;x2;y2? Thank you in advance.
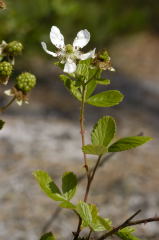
16;72;36;93
93;50;115;71
5;41;23;56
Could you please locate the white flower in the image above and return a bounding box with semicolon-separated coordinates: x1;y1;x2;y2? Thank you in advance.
41;26;96;74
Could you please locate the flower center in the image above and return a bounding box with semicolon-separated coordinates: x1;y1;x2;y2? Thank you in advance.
65;44;73;54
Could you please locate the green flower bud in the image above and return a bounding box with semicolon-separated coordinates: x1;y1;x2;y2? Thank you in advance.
5;41;23;56
0;61;13;77
16;72;36;93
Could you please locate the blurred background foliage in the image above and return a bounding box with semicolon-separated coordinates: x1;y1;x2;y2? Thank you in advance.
0;0;159;54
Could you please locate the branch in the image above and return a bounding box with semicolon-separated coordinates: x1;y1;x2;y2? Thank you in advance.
98;210;159;240
80;84;89;177
84;155;102;202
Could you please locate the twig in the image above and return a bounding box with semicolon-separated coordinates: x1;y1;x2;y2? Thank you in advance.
87;229;92;240
84;155;102;202
75;154;103;239
98;210;159;240
0;96;16;113
127;216;159;226
98;210;141;240
80;84;89;177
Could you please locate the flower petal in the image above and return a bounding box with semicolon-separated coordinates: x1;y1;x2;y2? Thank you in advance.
50;26;65;49
108;67;116;72
16;99;23;106
79;48;96;60
64;59;77;73
4;89;14;96
73;29;90;49
41;42;57;57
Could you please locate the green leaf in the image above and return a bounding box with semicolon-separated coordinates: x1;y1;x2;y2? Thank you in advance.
76;201;93;226
76;60;90;79
117;227;142;240
91;116;116;146
108;136;152;152
85;80;97;99
60;74;82;101
77;203;113;232
33;170;65;202
87;90;124;107
62;172;77;200
82;144;107;155
59;200;76;209
40;232;56;240
0;120;5;130
96;79;110;85
98;216;112;231
90;216;112;232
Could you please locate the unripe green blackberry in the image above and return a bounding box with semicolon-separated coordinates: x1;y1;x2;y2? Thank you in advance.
0;61;13;77
16;72;36;93
5;41;23;56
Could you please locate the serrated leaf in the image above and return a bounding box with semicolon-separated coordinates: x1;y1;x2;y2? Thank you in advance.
59;200;76;209
60;74;82;101
98;216;112;231
77;203;113;232
91;116;116;146
90;216;112;232
0;120;5;130
76;201;93;226
96;79;110;85
108;136;152;152
82;144;107;155
62;172;77;200
33;170;65;202
87;90;124;107
40;232;56;240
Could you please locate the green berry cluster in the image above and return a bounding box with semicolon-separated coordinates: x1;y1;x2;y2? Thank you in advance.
16;72;36;93
0;61;13;77
5;41;23;56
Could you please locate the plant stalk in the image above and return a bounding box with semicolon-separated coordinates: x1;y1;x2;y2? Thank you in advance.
0;96;16;113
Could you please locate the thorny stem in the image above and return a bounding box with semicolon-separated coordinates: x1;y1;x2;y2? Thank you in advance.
98;210;159;240
0;96;16;113
74;155;102;239
84;155;102;202
75;85;102;240
74;84;89;240
80;84;89;177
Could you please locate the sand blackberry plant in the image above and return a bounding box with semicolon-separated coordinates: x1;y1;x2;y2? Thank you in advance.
34;26;159;240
